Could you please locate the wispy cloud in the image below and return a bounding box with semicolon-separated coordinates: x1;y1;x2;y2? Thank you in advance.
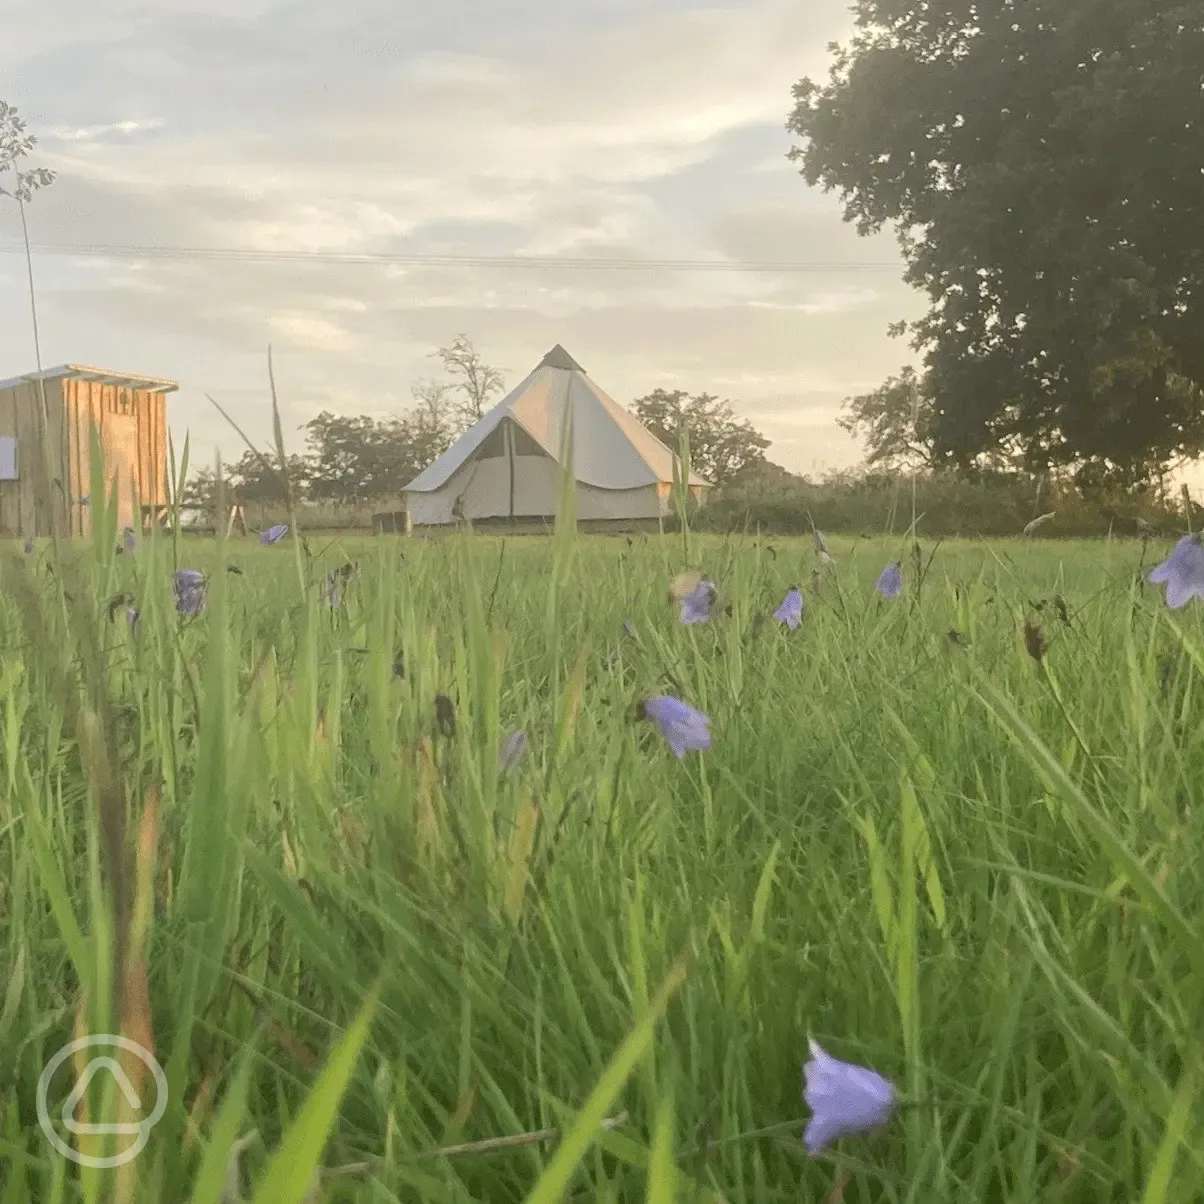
747;289;882;315
0;0;924;475
42;118;165;142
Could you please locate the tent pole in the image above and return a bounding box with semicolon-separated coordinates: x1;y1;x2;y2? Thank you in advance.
507;422;515;518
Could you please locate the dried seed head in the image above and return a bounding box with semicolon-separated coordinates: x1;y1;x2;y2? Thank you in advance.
1023;621;1046;662
498;729;528;771
434;693;456;737
668;569;703;603
1157;654;1174;694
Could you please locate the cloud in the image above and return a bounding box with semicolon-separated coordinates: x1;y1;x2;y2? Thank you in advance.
11;0;857;250
41;118;165;142
746;289;883;315
0;0;928;476
268;313;356;353
707;199;907;268
745;404;847;427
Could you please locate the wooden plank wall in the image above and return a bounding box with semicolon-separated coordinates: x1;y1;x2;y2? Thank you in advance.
138;388;169;508
64;377;92;537
0;379;68;538
0;377;168;538
63;379;169;536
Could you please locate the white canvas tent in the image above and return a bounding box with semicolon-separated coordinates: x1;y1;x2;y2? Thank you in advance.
403;344;711;525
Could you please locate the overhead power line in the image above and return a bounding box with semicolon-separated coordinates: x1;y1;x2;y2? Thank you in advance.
0;241;903;273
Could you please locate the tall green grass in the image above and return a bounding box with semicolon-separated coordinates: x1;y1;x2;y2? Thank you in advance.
0;529;1200;1201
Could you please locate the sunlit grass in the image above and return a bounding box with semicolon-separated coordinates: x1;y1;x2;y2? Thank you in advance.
0;528;1200;1202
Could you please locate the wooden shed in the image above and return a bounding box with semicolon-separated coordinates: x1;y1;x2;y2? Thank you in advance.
0;363;178;539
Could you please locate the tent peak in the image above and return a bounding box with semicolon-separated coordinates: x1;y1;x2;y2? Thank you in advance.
538;344;584;373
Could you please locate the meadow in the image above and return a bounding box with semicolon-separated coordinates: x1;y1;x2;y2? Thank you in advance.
0;523;1200;1202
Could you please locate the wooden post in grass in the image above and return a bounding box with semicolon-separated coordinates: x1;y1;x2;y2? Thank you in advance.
225;503;247;537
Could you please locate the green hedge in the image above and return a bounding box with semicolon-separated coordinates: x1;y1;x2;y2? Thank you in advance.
678;472;1196;539
212;474;1198;540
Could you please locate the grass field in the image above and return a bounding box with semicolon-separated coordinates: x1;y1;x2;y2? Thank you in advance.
0;525;1201;1202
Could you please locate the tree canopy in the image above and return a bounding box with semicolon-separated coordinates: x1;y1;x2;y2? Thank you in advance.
838;367;934;474
180;337;484;511
788;1;1204;484
631;389;769;487
432;334;506;427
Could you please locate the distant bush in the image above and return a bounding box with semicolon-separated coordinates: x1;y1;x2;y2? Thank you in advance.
680;468;1195;539
184;498;388;534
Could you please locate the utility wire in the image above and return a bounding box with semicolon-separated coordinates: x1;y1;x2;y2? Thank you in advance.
0;241;902;273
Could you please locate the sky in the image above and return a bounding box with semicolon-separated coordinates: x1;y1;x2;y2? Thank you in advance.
0;0;928;479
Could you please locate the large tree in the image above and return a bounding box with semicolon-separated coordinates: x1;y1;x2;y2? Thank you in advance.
302;405;453;505
302;413;413;505
180;466;218;512
631;389;769;487
838;366;935;474
787;1;1204;484
227;449;309;504
431;335;505;428
403;378;457;470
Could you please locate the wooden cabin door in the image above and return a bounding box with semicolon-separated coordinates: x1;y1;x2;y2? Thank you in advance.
101;407;139;532
66;379;151;536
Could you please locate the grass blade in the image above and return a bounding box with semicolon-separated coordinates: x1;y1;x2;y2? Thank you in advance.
523;953;689;1204
248;987;380;1204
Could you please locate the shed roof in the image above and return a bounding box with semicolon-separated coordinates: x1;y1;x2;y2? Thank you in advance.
0;363;179;394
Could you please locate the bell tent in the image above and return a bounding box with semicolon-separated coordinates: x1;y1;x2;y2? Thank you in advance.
403;344;710;525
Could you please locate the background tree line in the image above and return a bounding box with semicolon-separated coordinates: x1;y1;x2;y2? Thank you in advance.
183;337;772;512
